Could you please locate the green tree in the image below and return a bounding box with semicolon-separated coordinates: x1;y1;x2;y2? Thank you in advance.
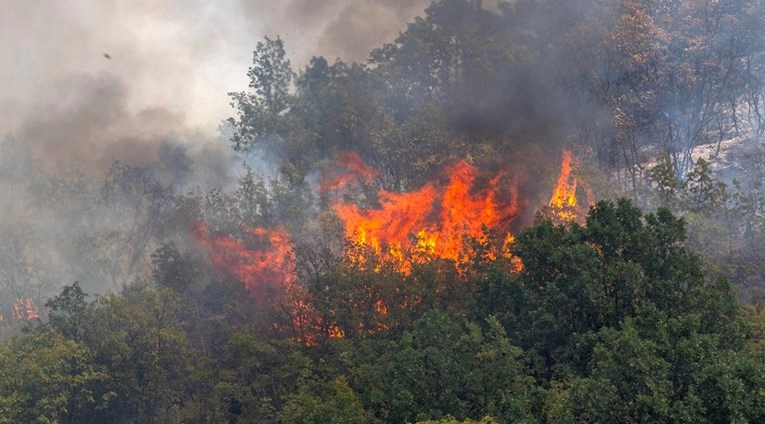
416;416;498;424
150;242;196;293
212;333;312;423
352;310;533;423
650;153;681;209
0;329;109;424
280;377;374;424
45;282;90;341
480;199;744;382
246;36;294;115
228;36;295;153
472;198;763;421
82;287;195;423
680;158;728;214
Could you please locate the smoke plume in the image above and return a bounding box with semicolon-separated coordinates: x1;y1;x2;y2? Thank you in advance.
0;0;457;300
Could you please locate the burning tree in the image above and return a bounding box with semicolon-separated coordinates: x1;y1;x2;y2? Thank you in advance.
332;159;521;274
189;147;592;343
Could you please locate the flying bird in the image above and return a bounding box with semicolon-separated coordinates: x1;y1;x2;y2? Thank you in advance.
103;53;111;59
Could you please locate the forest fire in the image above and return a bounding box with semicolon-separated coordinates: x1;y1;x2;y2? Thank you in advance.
190;149;588;341
12;298;40;320
320;152;378;192
190;221;330;344
0;298;40;323
546;149;593;223
189;222;295;293
550;149;577;210
0;298;40;322
332;160;521;273
192;149;587;283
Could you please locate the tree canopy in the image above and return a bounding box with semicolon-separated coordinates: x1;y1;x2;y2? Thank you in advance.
1;200;763;422
4;0;765;422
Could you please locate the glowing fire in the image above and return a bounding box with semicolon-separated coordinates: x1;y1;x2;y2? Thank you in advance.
190;222;329;344
13;298;40;320
191;149;591;342
320;152;378;192
549;149;577;209
190;222;295;292
0;298;40;322
333;161;520;273
547;149;591;223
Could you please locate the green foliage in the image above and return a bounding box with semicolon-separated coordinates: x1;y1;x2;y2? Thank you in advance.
151;242;188;292
45;282;89;341
280;377;374;424
7;1;765;422
0;329;109;424
416;416;498;424
246;36;294;115
226;0;542;190
650;155;729;215
651;153;682;208
521;200;764;421
228;36;295;153
213;334;312;422
352;310;534;423
85;288;194;422
646;152;765;292
505;199;717;382
5;199;765;422
681;159;728;214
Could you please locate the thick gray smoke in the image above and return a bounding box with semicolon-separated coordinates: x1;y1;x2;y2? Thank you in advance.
19;74;184;172
2;0;507;175
1;0;443;154
0;0;451;304
252;0;432;61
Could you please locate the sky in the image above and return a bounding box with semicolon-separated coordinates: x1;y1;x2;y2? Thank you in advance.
0;0;434;172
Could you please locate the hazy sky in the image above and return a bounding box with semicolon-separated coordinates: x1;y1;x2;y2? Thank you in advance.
1;0;432;170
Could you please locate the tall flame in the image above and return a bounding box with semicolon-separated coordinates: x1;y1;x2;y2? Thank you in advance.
546;149;591;223
549;149;577;209
333;161;519;273
13;298;40;320
190;150;591;341
190;222;325;344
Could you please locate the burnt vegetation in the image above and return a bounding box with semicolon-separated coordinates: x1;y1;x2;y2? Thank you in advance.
4;0;765;422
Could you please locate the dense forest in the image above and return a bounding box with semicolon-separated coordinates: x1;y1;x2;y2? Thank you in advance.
4;0;765;422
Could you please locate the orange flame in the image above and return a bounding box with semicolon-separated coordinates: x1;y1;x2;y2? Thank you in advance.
549;149;577;209
190;222;295;293
191;150;591;341
547;149;590;223
321;152;378;192
190;222;330;344
334;161;520;273
12;298;39;320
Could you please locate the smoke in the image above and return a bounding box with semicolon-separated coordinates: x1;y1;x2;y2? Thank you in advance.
1;0;440;136
19;74;180;172
270;0;507;62
0;0;463;178
230;0;431;63
0;0;549;305
278;0;432;61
